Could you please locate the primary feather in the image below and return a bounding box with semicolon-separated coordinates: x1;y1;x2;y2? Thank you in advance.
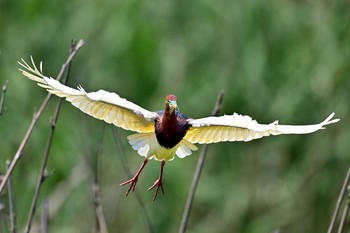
19;57;157;133
185;112;339;143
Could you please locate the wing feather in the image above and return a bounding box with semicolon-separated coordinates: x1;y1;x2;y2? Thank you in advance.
185;112;339;144
19;57;157;133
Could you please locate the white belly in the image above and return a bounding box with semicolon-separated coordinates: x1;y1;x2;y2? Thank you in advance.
127;133;198;161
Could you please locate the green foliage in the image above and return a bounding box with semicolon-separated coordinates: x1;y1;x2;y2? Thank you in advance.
0;0;349;232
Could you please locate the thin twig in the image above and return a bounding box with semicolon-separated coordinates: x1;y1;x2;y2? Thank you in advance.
0;39;84;194
92;179;109;233
6;160;16;233
337;185;350;233
112;128;154;233
327;166;350;233
338;196;350;233
25;40;77;233
80;112;108;233
92;125;108;233
0;80;8;117
179;90;224;233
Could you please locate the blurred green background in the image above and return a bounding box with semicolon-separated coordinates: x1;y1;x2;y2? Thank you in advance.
0;0;349;232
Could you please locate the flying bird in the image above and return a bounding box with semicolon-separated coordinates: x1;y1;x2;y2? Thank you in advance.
19;57;339;201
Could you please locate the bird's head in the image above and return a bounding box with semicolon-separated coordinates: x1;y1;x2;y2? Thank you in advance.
165;94;178;114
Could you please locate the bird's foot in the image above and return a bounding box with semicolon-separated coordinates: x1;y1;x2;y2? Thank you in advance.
120;177;139;196
119;158;148;196
148;178;164;201
148;160;166;201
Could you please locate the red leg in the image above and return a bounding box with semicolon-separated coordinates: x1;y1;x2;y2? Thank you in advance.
148;160;166;201
120;158;148;196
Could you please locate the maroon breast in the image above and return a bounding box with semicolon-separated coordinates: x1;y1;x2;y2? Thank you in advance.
155;111;190;149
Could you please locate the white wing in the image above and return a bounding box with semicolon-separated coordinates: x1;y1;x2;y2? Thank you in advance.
185;112;339;144
19;57;157;133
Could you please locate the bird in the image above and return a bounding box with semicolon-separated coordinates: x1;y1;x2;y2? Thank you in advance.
19;57;339;201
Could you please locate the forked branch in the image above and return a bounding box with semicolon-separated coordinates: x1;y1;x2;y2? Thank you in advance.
0;39;84;194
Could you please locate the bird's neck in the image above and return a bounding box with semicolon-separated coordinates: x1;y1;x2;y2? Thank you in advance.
163;103;174;116
162;105;177;126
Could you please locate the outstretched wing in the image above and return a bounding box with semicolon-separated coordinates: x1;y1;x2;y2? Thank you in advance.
185;112;339;144
19;57;158;133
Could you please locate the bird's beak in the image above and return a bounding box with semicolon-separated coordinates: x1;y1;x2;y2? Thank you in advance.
169;100;178;112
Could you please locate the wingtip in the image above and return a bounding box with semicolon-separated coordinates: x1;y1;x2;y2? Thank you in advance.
322;112;340;126
18;57;30;69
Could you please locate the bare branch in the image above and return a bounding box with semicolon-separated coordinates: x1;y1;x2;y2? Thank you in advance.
179;90;224;233
6;160;16;233
0;39;84;195
337;185;350;233
327;166;350;233
0;80;8;117
92;182;108;233
24;40;78;233
91;125;108;233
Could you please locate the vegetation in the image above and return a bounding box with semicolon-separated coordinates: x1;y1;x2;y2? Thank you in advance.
0;1;349;232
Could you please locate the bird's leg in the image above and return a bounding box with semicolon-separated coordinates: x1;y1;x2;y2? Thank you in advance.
120;158;148;196
148;160;166;201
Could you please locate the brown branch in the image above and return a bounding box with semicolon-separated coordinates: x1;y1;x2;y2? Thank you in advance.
0;39;84;195
79;115;109;233
0;80;8;117
179;90;224;233
92;182;108;233
327;166;350;233
112;128;154;233
338;196;350;233
6;160;16;233
92;125;108;233
24;40;78;233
